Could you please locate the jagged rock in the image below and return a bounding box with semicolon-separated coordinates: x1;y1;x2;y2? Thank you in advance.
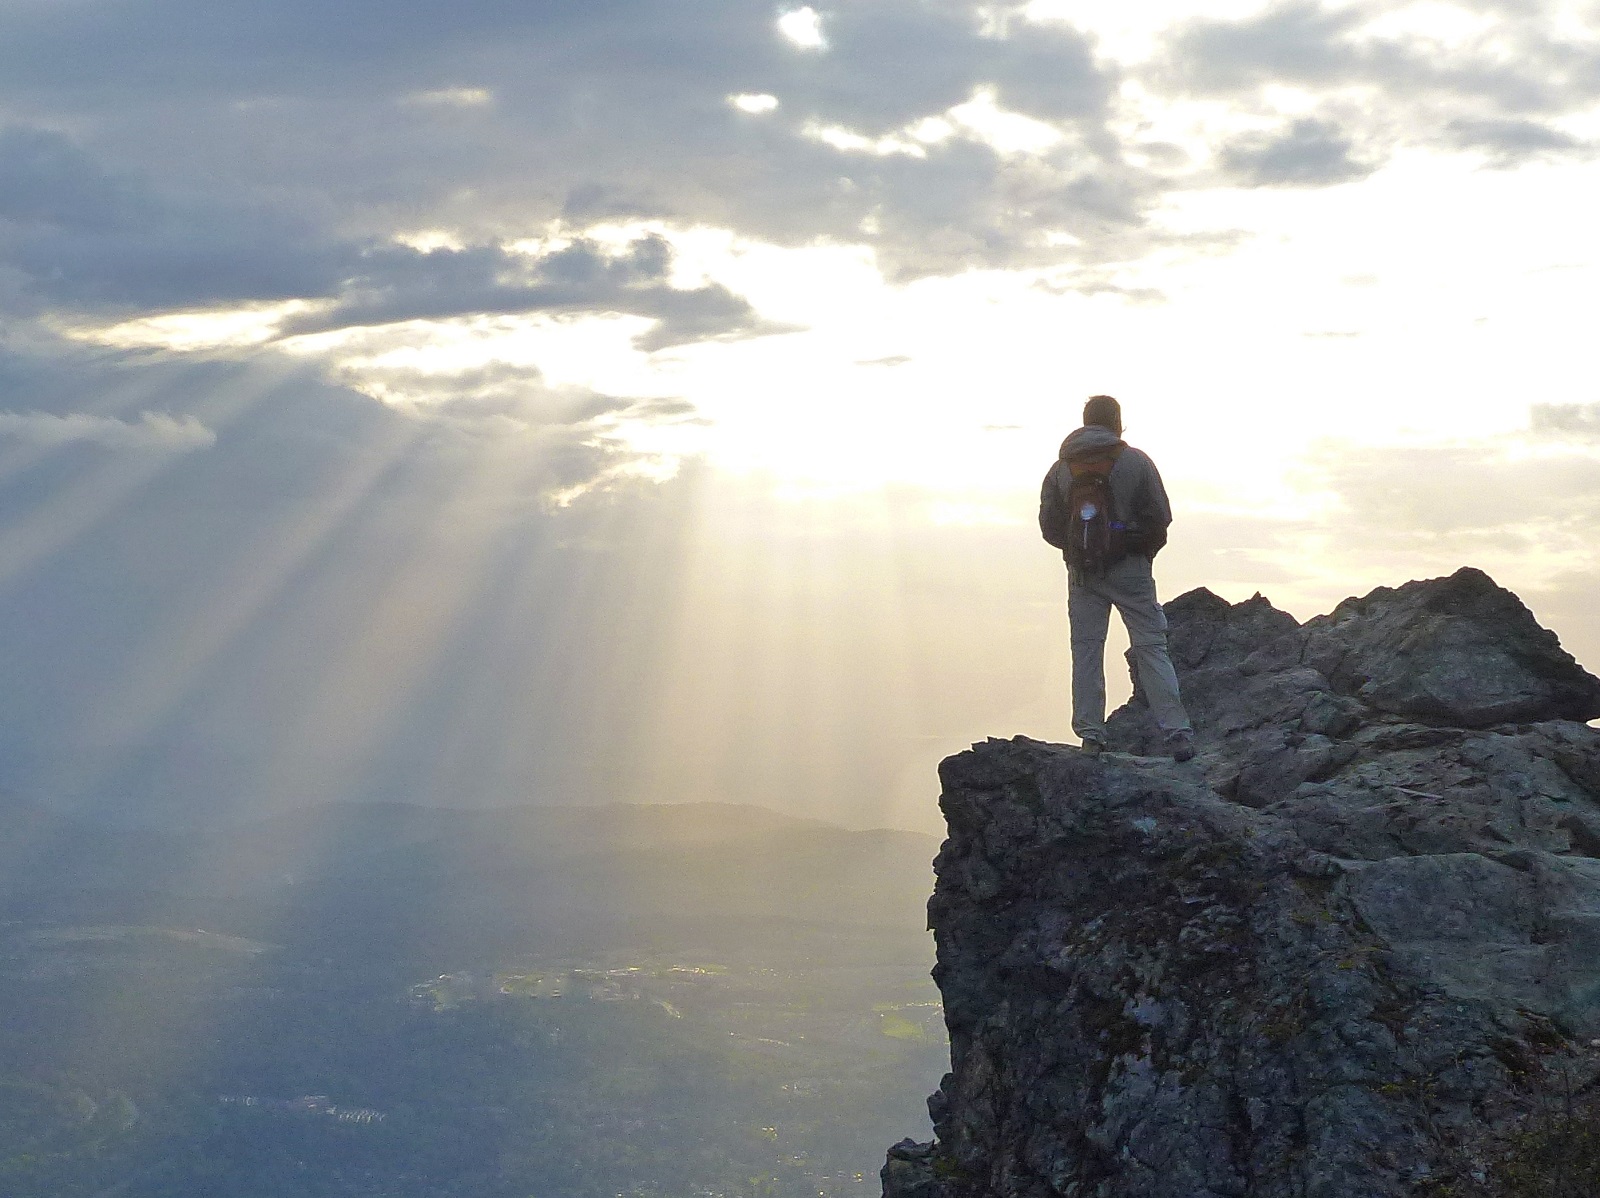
1306;568;1600;725
1109;567;1600;814
884;568;1600;1198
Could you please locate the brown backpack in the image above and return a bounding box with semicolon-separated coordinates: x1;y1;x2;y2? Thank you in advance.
1061;448;1126;574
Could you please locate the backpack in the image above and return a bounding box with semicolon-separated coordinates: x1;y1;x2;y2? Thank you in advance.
1040;450;1127;573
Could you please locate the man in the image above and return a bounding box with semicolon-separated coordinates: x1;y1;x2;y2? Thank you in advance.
1042;394;1194;761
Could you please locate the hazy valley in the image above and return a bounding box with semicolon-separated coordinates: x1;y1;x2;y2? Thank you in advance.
0;799;945;1197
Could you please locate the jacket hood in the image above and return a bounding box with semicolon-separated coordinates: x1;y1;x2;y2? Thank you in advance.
1060;424;1125;461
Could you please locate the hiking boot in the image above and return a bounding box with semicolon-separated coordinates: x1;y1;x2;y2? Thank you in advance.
1168;732;1196;763
1080;737;1104;758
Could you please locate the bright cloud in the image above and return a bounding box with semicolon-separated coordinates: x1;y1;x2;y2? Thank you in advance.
402;86;494;108
63;301;321;350
777;7;826;49
728;92;780;114
802;122;928;158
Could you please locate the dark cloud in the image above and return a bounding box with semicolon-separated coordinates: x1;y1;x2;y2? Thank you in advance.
788;5;1110;128
0;0;625;96
276;235;785;350
1447;116;1587;163
0;125;351;310
1218;118;1374;186
1166;2;1364;92
0;123;155;230
0;0;1139;284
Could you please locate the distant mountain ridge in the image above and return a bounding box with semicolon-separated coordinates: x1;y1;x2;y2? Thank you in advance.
2;797;940;964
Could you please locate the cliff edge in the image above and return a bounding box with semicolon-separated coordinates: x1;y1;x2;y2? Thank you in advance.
884;567;1600;1198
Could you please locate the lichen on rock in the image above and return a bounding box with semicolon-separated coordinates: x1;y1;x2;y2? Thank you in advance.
884;568;1600;1198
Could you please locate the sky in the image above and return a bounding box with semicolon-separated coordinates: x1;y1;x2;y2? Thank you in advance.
2;0;1598;834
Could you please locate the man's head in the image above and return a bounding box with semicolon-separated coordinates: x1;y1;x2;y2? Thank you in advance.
1083;394;1122;436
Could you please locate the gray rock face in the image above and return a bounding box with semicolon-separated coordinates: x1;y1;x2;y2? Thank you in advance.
883;568;1600;1198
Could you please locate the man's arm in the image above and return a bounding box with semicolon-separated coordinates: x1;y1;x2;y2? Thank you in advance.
1039;460;1069;553
1132;450;1172;557
1145;454;1171;556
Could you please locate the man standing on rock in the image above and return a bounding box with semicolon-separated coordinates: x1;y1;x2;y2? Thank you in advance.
1041;394;1195;761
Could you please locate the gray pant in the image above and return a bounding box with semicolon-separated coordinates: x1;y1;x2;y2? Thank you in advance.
1068;554;1191;743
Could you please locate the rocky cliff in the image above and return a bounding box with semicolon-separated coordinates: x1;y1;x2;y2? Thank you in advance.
884;568;1600;1198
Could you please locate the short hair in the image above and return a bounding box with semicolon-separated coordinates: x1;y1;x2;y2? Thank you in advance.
1083;394;1122;434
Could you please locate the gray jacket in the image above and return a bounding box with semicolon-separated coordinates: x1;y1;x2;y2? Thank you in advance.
1046;424;1173;557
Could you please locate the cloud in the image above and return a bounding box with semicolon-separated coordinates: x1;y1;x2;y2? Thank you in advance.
273;234;784;350
1156;1;1600;181
1447;116;1587;163
337;363;631;423
630;396;699;420
1218;117;1374;186
0;409;216;451
0;1;1142;283
0;332;673;506
777;7;826;51
38;0;1588;303
1;0;1594;307
0;125;352;312
1163;3;1367;93
0;125;777;352
327;356;704;436
1161;0;1588;109
729;93;780;114
1531;402;1600;441
402;86;494;108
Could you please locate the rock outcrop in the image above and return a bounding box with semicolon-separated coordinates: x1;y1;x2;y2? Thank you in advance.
883;568;1600;1198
